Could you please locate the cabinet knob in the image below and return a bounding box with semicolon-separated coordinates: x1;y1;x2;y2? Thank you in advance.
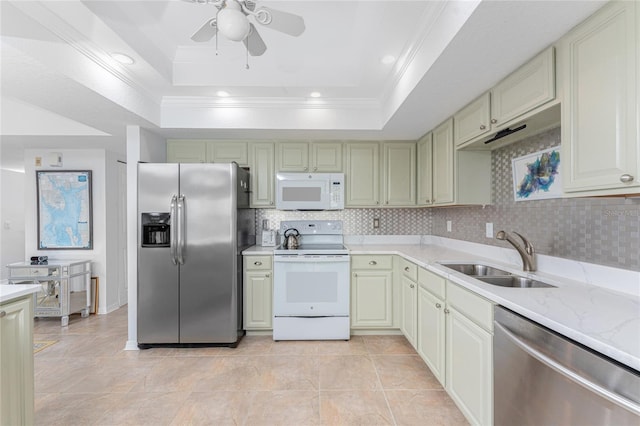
435;303;442;309
304;167;308;171
313;167;318;171
444;308;450;314
491;118;497;124
410;284;415;289
376;201;379;205
620;174;635;183
265;274;270;278
369;261;377;265
480;124;486;130
404;267;410;272
0;311;5;318
254;261;262;266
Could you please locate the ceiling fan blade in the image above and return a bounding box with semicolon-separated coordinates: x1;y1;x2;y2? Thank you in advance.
191;18;217;42
257;7;305;37
243;24;267;56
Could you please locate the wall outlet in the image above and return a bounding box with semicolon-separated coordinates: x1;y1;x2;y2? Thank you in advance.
373;218;380;229
486;222;494;238
446;220;452;232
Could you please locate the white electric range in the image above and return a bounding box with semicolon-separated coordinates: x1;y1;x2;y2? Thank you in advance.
272;220;350;340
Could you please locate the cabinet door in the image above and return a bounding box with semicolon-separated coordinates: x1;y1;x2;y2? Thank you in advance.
383;142;416;206
311;142;343;172
400;276;417;348
453;93;491;146
0;296;34;426
250;143;275;207
417;286;445;386
277;142;309;172
351;270;393;328
561;1;639;193
491;47;555;126
345;142;380;207
432;119;455;205
446;306;493;426
244;271;272;329
207;142;248;166
417;133;433;206
166;141;206;163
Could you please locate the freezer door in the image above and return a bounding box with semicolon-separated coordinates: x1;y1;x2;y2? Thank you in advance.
137;163;180;344
179;163;239;343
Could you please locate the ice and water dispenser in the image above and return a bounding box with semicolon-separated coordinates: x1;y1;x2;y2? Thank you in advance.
141;212;170;247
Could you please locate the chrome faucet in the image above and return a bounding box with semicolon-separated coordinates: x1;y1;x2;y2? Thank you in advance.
496;230;536;272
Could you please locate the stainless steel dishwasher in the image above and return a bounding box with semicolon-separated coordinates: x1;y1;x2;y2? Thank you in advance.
494;306;640;425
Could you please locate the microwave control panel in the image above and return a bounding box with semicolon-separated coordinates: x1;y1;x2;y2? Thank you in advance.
330;178;344;209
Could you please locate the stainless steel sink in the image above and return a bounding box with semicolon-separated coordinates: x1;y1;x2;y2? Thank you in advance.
476;275;556;288
441;263;512;276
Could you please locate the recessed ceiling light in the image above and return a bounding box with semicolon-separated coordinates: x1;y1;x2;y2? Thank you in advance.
310;92;321;98
216;91;230;97
380;55;396;65
111;52;134;65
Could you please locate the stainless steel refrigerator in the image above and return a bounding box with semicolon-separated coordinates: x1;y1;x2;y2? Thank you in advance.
137;162;255;347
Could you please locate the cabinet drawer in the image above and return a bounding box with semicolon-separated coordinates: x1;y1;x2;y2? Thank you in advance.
399;258;418;281
418;267;446;300
446;282;494;332
351;255;393;270
245;256;272;271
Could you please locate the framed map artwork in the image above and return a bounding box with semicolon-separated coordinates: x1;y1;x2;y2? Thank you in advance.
36;170;93;249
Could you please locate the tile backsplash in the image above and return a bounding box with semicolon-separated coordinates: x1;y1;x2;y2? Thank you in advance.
257;126;640;272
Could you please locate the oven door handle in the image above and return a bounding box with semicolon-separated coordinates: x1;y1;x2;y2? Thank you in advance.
274;256;350;263
495;322;640;416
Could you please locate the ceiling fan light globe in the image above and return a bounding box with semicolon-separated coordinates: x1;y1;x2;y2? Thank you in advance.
217;8;250;41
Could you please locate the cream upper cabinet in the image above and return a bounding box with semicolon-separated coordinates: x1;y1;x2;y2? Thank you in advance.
454;93;491;146
276;142;309;172
432;119;455;205
417;133;434;206
350;255;393;328
560;1;639;195
167;140;206;163
345;142;380;207
243;255;273;330
206;141;248;166
454;47;556;148
276;142;343;172
311;142;343;172
0;295;34;426
383;142;416;206
167;140;248;166
249;143;275;208
432;119;492;206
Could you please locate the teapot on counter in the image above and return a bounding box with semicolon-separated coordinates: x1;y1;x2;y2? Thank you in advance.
283;228;300;249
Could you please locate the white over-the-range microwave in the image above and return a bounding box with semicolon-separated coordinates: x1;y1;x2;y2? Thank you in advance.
275;172;344;210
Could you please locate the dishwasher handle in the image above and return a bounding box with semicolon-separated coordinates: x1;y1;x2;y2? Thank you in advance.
495;322;640;416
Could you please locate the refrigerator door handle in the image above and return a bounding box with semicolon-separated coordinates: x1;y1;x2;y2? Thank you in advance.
170;195;178;265
177;195;186;265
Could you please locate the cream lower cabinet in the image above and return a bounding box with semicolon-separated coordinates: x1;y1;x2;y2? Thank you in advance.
0;295;34;425
445;282;494;426
415;267;493;426
350;255;393;328
399;258;418;347
560;1;639;195
243;255;273;330
417;268;446;385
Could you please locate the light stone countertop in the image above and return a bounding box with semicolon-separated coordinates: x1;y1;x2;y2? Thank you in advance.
243;236;640;371
0;284;40;304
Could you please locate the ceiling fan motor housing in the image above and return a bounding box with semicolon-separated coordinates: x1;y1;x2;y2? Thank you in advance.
217;1;250;41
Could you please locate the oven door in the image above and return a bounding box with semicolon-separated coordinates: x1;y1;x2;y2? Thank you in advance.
273;255;350;316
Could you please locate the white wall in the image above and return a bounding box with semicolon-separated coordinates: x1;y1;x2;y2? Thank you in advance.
0;169;26;279
23;148;122;313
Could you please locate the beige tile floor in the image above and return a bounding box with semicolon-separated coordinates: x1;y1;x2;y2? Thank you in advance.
33;307;468;426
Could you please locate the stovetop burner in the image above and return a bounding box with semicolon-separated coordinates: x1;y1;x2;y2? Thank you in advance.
273;220;348;256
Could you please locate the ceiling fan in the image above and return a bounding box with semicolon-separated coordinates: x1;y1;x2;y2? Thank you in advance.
184;0;305;57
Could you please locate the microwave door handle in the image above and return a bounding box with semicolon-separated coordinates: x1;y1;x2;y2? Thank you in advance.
170;195;178;265
177;195;186;265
